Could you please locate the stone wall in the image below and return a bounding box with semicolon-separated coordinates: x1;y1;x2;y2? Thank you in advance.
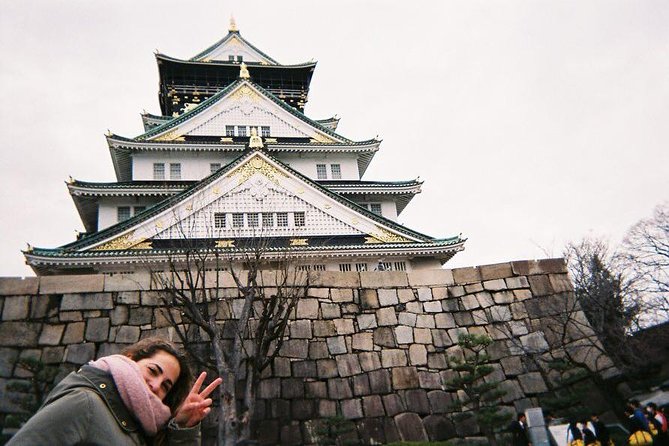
0;259;616;444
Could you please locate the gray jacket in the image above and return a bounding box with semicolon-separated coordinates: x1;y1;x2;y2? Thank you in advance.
7;365;199;445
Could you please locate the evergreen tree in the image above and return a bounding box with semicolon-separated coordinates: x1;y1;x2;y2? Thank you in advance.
446;333;511;446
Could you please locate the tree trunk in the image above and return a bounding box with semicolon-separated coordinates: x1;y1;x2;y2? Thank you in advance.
213;336;238;446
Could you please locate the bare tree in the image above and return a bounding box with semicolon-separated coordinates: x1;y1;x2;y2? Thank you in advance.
621;202;669;325
150;238;310;446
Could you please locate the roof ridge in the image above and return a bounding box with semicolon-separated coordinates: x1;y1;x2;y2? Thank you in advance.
189;31;279;64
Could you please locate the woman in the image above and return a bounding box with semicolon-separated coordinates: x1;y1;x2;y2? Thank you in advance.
8;338;222;445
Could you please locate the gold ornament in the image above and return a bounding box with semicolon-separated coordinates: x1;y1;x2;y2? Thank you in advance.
215;240;235;248
230;85;260;102
233;154;285;185
289;238;309;246
369;227;411;243
92;231;152;251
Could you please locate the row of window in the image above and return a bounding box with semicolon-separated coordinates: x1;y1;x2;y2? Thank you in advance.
361;203;382;215
118;206;146;222
214;212;306;229
225;126;271;137
297;264;326;272
316;163;341;180
339;261;406;272
153;163;181;180
228;55;243;62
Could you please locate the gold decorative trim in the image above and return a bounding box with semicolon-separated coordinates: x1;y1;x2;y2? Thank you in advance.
233;154;285;185
289;238;309;246
92;231;152;251
369;227;411;243
215;240;235;248
230;85;259;102
155;221;163;229
364;236;383;244
154;130;181;142
213;187;221;195
310;133;335;144
239;62;250;79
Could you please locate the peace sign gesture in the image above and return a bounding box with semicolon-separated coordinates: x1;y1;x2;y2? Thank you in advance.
173;372;223;428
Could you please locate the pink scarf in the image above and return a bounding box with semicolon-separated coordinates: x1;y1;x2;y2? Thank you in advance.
89;355;171;435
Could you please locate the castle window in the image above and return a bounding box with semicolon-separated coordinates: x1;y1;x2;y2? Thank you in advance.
117;207;131;222
297;265;311;271
247;213;259;227
355;263;368;272
277;212;288;227
228;55;235;62
261;126;270;137
393;261;407;271
237;126;247;137
225;126;235;137
339;263;352;272
330;164;341;179
232;213;244;228
294;212;305;227
370;203;382;215
153;163;165;180
170;163;181;180
316;164;327;179
236;55;243;62
210;163;221;174
262;213;274;227
214;213;226;229
313;264;326;271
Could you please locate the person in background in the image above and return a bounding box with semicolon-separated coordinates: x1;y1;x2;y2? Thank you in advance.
589;413;611;446
625;406;653;446
509;413;532;446
566;419;584;446
647;402;668;446
8;337;222;445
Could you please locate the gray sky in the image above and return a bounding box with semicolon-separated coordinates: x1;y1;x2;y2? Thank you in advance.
1;0;667;277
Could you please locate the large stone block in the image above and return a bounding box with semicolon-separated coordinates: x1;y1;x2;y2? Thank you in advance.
395;326;414;344
369;369;392;394
128;307;153;325
39;324;64;345
115;326;141;344
65;343;96;364
427;390;453;413
549;273;573;293
518;372;548;394
305;381;327;398
2;296;30;320
280;423;302;445
336;354;362;377
377;289;399;306
423;301;442;313
409;344;427;366
451;267;481;285
0;322;41;347
331;288;354;303
279;339;309;359
41;346;65;364
358;352;381;371
341;398;363;419
352;373;370;396
512;259;566;276
41;275;104;294
489;305;512;322
313;320;336;337
327;377;353;399
359;289;379;309
352;332;373;351
259;378;281;399
292;360;317;378
408;269;454;287
289;320;312;339
434;313;455;329
506;276;530;289
395;412;428;442
0;277;39;296
0;348;18;377
424;414;457;441
376;307;398;326
103;273;151;291
61;293;113;311
117;291;140;305
404;388;430;414
316;359;338;378
356;313;377;330
310;271;361;288
416;314;435;328
308;287;330;299
321;302;341;319
397;288;415;303
360;271;408;288
357;417;387;445
479;262;514;280
291;399;316;420
296;298;319;319
281;378;305;398
305;341;327;361
333;318;355;335
460;294;480;310
392;366;420;389
362;395;385;417
528;275;554;296
381;349;407;368
326;336;347;355
414;328;433;345
383;393;406;416
85;318;110;342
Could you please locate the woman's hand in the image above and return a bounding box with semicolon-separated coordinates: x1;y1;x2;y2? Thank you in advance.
173;372;223;428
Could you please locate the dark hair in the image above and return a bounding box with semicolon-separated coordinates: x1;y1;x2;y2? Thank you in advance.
122;337;193;413
518;413;526;421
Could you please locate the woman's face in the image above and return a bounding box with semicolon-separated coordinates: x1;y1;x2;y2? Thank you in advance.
135;350;181;401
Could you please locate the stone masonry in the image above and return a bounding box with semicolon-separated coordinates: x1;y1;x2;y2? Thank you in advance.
0;259;616;444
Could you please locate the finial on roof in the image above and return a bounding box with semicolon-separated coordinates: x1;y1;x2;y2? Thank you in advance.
67;176;74;184
248;127;264;149
106;129;112;137
26;243;32;252
239;62;250;79
229;16;238;32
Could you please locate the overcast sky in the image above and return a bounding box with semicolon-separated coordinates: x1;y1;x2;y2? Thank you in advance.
1;0;667;277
